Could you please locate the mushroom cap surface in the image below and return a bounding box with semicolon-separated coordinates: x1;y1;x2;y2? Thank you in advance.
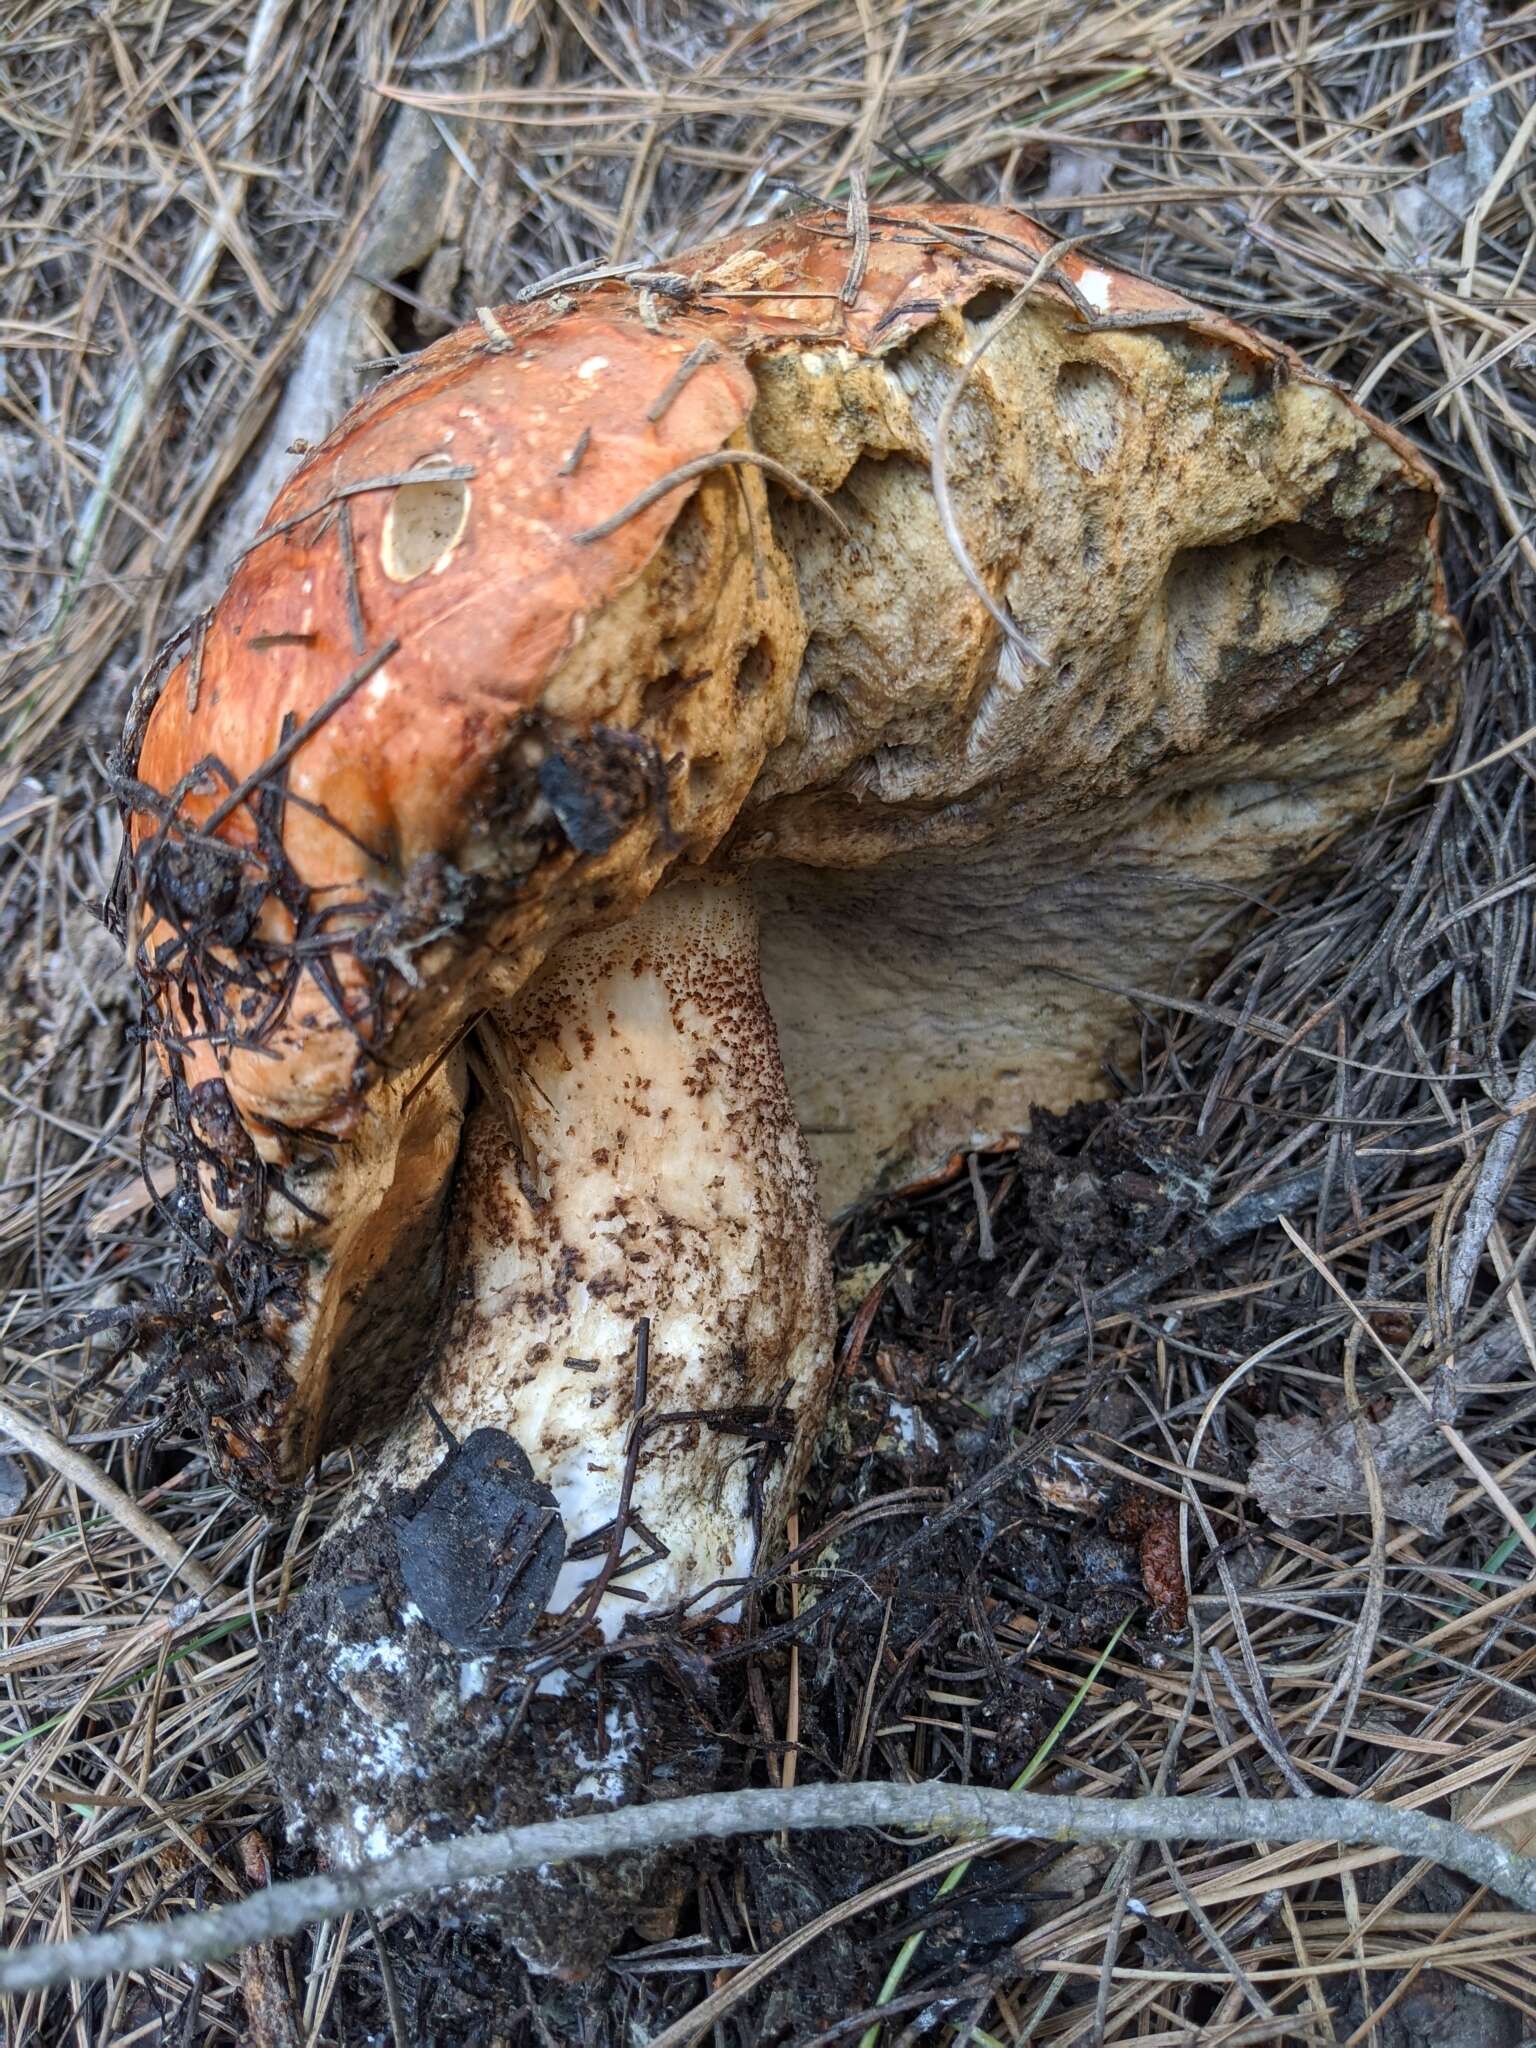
123;201;1458;1490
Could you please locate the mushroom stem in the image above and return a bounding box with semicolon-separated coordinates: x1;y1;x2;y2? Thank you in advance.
268;878;836;1966
355;873;835;1635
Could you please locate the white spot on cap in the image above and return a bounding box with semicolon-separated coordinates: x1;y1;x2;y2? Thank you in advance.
577;355;610;381
367;670;395;702
379;468;471;583
1077;267;1113;311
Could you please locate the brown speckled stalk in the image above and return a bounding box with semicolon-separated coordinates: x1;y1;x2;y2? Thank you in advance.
337;876;834;1629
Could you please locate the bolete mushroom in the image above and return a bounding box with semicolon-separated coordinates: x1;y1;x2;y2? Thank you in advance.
120;203;1456;1965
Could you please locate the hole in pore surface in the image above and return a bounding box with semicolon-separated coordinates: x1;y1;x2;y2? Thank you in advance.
736;635;773;696
380;459;471;582
641;667;696;720
806;689;846;746
863;742;932;800
1054;361;1123;474
1160;532;1345;745
962;285;1014;327
1159;332;1277;405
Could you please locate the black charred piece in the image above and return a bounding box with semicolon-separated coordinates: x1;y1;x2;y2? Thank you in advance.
392;1427;567;1653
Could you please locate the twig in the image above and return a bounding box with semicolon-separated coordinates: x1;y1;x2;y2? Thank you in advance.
644;342;718;423
397;12;530;73
516;257;649;303
842;167;870;305
0;1394;217;1598
1447;1038;1536;1318
982;1165;1329;1410
200;639;399;837
5;1781;1536;1995
335;501;366;656
967;1151;997;1262
928;241;1076;666
570;451;851;543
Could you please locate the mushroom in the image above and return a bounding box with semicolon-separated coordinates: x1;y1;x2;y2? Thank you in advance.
121;202;1456;1966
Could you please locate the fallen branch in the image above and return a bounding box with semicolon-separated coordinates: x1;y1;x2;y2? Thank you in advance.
4;1780;1535;1996
982;1164;1329;1410
196;0;507;597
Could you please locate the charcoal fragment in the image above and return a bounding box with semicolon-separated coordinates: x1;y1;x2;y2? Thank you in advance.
392;1426;565;1652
